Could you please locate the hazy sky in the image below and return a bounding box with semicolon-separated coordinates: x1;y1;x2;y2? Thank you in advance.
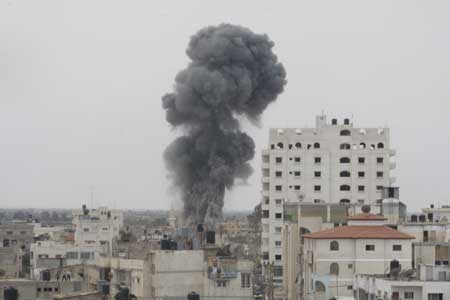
1;0;450;212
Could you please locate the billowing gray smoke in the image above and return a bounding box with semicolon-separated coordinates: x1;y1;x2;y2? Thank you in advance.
163;24;287;225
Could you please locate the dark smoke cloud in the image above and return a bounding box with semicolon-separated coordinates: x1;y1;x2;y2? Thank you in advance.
163;24;287;225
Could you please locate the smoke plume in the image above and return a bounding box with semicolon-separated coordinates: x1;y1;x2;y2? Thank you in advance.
163;24;287;225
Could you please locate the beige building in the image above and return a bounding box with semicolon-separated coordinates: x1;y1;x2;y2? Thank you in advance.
302;212;414;300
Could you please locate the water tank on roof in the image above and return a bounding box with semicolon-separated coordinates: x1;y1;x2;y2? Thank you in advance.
188;292;200;300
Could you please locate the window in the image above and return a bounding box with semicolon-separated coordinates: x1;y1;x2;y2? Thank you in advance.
314;157;321;164
264;198;269;205
358;171;365;178
365;245;375;251
330;263;339;275
275;171;282;177
275;199;282;205
340;171;350;177
241;273;251;288
347;285;353;290
262;252;269;260
358;157;365;164
66;252;78;259
340;199;350;204
340;185;350;191
428;293;443;300
330;241;339;251
275;241;282;247
275;213;282;219
80;252;92;259
376;185;383;190
377;142;384;149
340;143;351;150
275;227;282;233
273;266;283;277
262;210;269;218
216;280;227;287
358;185;365;192
275;185;282;191
275;254;282;260
313;142;320;149
377;171;383;178
314;185;321;192
294;142;301;149
37;288;42;292
6;231;13;235
294;185;301;190
340;157;350;163
314;171;321;177
393;245;402;251
404;292;414;299
20;231;27;235
314;199;321;203
83;228;89;232
348;264;353;269
275;157;282;163
340;129;351;136
376;157;384;164
294;171;301;177
294;157;301;163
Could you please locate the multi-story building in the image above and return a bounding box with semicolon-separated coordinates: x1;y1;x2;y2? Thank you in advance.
72;205;123;252
261;115;396;282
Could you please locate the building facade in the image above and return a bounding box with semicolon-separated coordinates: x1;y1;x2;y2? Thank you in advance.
261;115;396;282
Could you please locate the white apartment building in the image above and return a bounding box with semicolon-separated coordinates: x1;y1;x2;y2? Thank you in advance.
355;264;450;300
72;206;123;252
261;115;396;281
30;206;123;279
302;212;414;300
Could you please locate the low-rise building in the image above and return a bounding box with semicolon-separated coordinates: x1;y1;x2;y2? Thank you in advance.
302;209;414;300
354;264;450;300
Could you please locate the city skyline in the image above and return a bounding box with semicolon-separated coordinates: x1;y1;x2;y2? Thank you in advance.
1;1;450;211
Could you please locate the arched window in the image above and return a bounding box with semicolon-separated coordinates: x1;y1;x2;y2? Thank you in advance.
340;143;351;150
313;142;320;149
370;144;375;150
315;281;326;293
340;157;350;163
295;142;301;149
330;263;339;275
277;142;284;149
340;171;350;177
330;241;339;251
377;142;384;149
360;142;366;149
340;129;351;136
340;185;351;191
340;199;350;204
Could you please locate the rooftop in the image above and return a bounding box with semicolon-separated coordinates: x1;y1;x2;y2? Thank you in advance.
303;225;414;240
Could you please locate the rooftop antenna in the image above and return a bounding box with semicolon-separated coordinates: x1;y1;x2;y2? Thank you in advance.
90;185;95;209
